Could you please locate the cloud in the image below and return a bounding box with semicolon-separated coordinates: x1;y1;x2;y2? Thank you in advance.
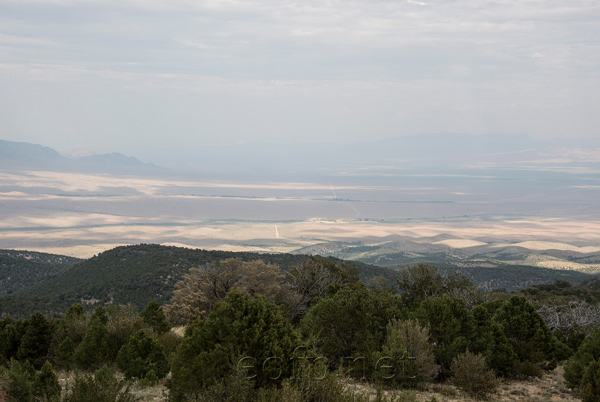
0;0;599;148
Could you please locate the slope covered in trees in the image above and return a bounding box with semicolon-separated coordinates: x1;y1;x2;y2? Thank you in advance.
0;250;81;296
0;244;394;318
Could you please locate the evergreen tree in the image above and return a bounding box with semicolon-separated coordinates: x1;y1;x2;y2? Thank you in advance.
0;318;19;363
494;296;563;375
300;283;406;376
63;365;136;402
139;301;170;335
73;317;109;370
16;312;54;369
168;292;299;401
469;304;515;377
55;336;76;370
565;328;600;389
33;361;61;402
3;359;34;402
116;330;169;380
581;359;600;402
62;303;87;345
91;306;108;325
416;297;474;378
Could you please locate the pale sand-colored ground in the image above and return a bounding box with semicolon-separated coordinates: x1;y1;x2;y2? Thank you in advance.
1;169;599;260
2;218;599;259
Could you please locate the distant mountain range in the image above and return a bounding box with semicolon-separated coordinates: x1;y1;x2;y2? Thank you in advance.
0;139;161;174
2;134;599;178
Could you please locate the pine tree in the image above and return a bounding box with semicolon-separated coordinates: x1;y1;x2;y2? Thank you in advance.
74;317;109;370
168;292;299;401
116;330;169;380
139;301;170;335
16;312;54;369
33;361;61;402
581;359;600;402
55;336;76;370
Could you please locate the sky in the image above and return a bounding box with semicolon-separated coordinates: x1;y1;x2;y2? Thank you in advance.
0;0;599;161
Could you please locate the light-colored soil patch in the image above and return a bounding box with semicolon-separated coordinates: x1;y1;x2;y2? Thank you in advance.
433;239;488;248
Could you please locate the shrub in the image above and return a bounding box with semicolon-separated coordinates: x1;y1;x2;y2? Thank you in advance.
116;330;169;380
374;319;439;387
63;365;137;402
450;351;498;398
565;327;600;389
300;284;405;376
168;292;299;401
416;297;474;378
581;359;600;402
493;296;564;375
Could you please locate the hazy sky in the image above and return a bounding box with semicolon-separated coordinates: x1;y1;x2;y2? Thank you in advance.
0;0;599;159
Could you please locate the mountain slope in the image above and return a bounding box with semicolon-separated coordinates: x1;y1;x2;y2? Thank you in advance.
0;244;395;318
0;249;82;296
0;139;160;173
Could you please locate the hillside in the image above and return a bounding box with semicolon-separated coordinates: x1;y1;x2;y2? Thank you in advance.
0;244;395;318
0;249;81;296
294;236;598;290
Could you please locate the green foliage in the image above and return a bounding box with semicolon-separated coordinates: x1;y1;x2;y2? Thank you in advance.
450;351;498;398
373;319;438;387
168;292;299;401
300;284;405;377
581;359;600;402
73;317;110;370
116;330;169;380
186;369;255;402
0;244;389;318
139;300;170;334
396;265;480;308
105;304;144;362
16;312;54;369
62;303;88;345
1;359;34;402
63;365;137;402
416;297;474;378
0;250;79;296
494;296;563;376
0;318;19;363
32;361;61;401
469;305;515;377
55;336;76;370
565;327;600;389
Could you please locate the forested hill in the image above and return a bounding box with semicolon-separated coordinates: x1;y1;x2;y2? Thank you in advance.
0;249;82;296
0;244;394;318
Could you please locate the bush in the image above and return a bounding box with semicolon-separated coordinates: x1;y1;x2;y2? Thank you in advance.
565;327;600;389
116;330;169;380
373;319;439;387
300;284;405;376
416;297;474;378
493;296;563;375
168;292;299;401
450;351;498;398
581;359;600;402
63;365;137;402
